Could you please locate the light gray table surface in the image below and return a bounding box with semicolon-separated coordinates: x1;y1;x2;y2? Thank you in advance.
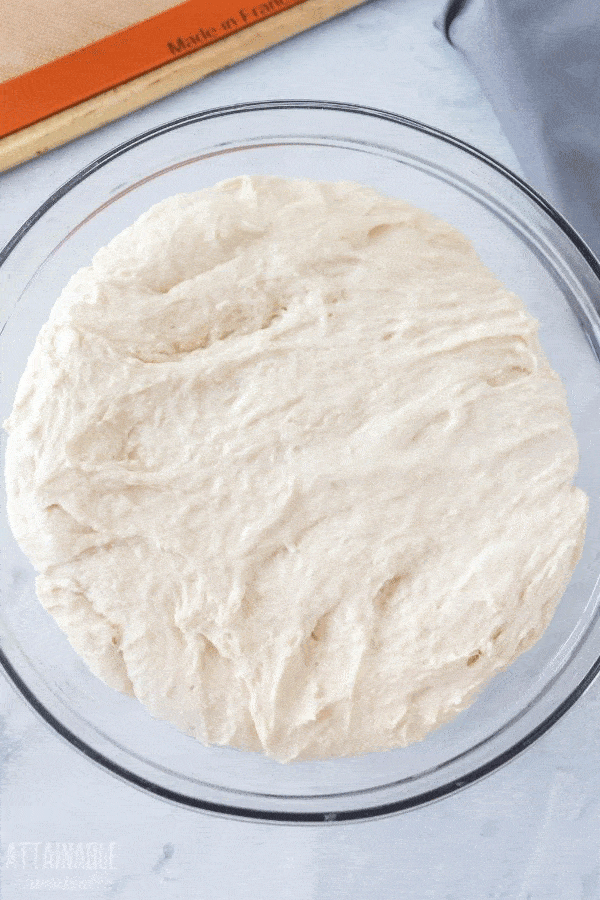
1;1;599;897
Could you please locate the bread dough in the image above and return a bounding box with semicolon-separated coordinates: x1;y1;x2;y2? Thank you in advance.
4;176;588;762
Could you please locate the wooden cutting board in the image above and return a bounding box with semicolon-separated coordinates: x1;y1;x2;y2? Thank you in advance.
0;0;367;172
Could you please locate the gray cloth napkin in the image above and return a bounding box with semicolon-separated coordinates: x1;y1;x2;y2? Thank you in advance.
440;0;600;259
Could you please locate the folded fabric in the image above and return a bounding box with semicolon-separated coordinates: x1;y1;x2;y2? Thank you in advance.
440;0;600;260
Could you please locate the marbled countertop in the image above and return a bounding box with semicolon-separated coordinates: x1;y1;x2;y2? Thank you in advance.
1;2;599;897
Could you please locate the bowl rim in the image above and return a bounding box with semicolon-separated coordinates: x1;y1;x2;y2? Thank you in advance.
2;98;600;823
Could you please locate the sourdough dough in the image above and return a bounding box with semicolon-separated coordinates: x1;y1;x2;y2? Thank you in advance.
4;176;588;762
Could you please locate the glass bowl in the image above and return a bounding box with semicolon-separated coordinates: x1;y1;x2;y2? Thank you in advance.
2;101;600;824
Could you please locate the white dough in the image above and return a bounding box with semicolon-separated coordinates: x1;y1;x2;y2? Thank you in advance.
4;176;588;761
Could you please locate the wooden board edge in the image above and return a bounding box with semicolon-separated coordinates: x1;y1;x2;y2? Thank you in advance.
0;0;367;173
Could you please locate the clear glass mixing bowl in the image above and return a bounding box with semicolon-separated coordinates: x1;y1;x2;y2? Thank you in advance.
2;101;600;823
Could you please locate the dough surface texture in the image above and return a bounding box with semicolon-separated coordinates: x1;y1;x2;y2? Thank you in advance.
4;176;588;761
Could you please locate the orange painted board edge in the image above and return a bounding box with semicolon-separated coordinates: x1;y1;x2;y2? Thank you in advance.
0;0;308;138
